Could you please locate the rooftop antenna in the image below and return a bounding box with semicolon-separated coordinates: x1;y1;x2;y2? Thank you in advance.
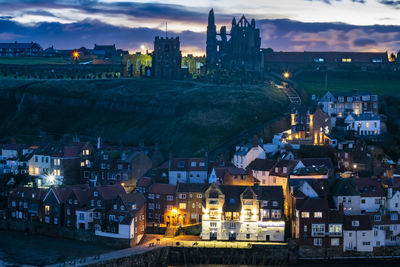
165;21;168;38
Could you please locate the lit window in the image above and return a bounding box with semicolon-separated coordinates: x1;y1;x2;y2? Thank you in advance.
179;203;187;209
45;205;50;215
301;212;310;218
314;212;323;218
342;58;352;62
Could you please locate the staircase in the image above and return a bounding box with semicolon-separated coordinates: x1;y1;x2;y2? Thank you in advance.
165;226;178;238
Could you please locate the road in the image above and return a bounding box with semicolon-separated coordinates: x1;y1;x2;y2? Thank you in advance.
46;235;287;267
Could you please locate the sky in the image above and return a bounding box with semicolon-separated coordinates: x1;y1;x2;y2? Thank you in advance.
0;0;400;55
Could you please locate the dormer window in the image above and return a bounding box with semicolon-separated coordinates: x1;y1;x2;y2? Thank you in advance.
191;161;196;167
283;167;287;174
132;204;136;210
275;167;278;173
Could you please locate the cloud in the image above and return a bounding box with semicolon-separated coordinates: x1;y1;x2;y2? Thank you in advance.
1;14;400;55
353;38;377;46
378;0;400;6
257;19;400;52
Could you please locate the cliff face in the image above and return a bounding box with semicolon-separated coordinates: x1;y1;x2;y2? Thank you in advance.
0;78;289;156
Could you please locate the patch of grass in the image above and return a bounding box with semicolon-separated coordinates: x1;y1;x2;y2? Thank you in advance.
0;57;74;65
292;71;400;96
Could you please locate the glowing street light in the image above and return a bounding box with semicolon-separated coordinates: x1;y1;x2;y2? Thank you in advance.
283;72;290;79
72;51;80;60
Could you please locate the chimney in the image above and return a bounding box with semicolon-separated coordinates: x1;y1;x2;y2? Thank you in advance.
252;135;258;148
168;152;172;171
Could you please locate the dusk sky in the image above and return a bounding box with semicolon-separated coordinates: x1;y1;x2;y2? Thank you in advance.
1;0;400;55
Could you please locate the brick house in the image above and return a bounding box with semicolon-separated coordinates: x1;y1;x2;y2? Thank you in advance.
42;184;89;226
64;186;92;228
89;184;127;231
8;186;47;222
146;183;176;225
176;183;206;225
293;198;344;248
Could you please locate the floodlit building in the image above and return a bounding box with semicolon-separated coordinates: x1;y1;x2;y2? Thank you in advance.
201;183;285;242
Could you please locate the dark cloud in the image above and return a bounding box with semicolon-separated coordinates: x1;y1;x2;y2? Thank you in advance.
0;0;218;24
353;38;377;46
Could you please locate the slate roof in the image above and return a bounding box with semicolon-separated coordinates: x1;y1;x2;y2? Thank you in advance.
95;184;126;200
300;158;334;170
148;183;176;195
348;113;380;121
296;198;329;212
332;178;360;197
356;178;385;198
51;184;90;204
9;187;48;200
2;144;26;151
176;183;207;193
247;159;277;171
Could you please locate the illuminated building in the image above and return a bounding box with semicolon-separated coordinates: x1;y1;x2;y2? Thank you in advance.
285;107;331;146
201;183;285;242
318;91;378;118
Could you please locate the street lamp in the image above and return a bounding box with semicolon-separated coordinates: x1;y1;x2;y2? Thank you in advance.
72;51;79;60
283;72;290;79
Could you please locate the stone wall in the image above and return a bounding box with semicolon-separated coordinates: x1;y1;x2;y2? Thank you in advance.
0;219;131;249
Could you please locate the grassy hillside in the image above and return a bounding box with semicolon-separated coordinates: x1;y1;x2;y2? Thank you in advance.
0;78;288;156
292;71;400;97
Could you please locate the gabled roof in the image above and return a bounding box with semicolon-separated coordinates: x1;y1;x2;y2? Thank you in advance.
95;184;126;200
71;187;91;205
120;192;145;211
47;184;89;204
247;159;276;171
9;187;48;200
136;177;152;188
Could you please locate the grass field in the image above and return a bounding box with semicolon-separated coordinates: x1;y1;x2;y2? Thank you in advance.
0;78;288;156
0;57;75;65
292;71;400;96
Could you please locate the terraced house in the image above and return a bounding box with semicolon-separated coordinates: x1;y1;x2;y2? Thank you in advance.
201;183;285;242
